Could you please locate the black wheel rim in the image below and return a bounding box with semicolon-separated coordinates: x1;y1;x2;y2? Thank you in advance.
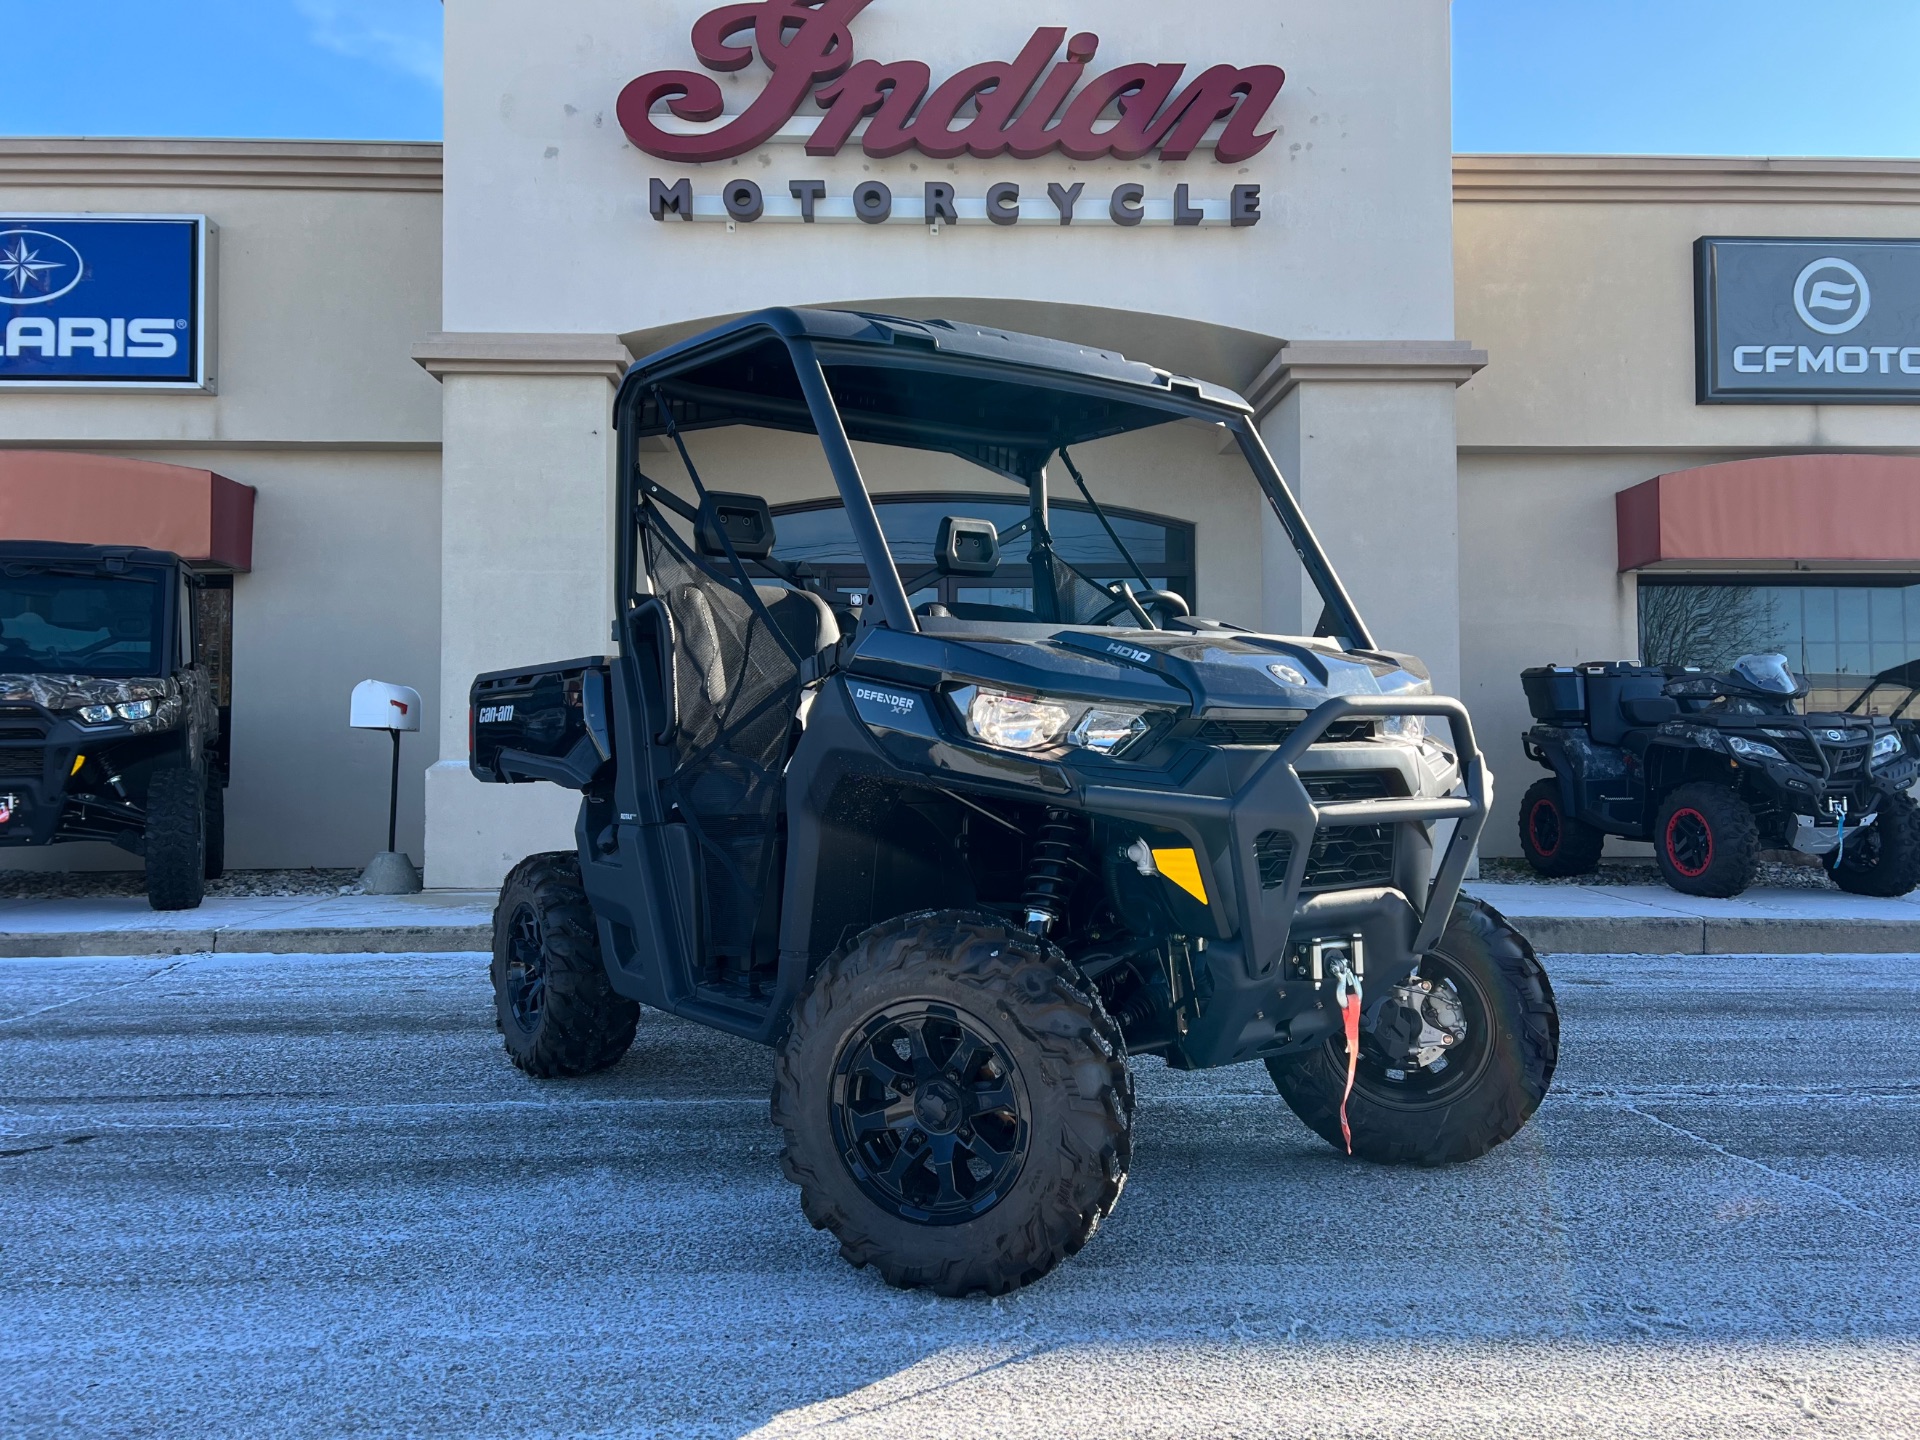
504;902;547;1031
1351;949;1495;1107
1665;807;1714;877
830;1002;1030;1226
1529;798;1562;858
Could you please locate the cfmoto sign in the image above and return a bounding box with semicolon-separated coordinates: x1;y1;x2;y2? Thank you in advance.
1697;237;1920;404
0;214;212;391
1793;256;1870;335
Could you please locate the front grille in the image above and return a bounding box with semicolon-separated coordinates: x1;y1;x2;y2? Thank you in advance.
1301;771;1398;802
1254;825;1397;892
1255;770;1405;892
1758;728;1871;775
1197;718;1377;746
0;748;44;778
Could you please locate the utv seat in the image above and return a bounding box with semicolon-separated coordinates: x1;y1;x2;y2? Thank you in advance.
753;583;840;660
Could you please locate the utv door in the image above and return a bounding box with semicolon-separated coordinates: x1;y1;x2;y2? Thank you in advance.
590;490;808;1039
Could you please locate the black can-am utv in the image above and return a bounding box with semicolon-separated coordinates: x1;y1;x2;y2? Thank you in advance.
470;308;1558;1296
0;542;228;909
1518;654;1920;897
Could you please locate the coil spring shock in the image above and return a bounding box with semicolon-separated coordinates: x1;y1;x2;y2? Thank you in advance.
1023;807;1089;935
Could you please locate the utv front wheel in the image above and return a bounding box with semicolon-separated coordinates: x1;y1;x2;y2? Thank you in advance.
773;911;1133;1297
1518;778;1604;877
143;766;207;911
1654;782;1760;897
1829;791;1920;897
491;852;639;1077
1267;898;1558;1166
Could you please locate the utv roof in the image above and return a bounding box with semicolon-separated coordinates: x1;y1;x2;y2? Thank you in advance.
615;307;1254;478
0;541;182;569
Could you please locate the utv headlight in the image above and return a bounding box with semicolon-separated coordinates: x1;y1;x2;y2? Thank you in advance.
1069;707;1152;756
115;700;155;722
1380;714;1426;743
1727;735;1785;763
952;687;1155;757
76;704;115;725
1872;731;1904;764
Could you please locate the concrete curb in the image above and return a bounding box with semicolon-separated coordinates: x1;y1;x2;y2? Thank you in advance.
1507;914;1920;956
0;913;1912;958
0;925;492;958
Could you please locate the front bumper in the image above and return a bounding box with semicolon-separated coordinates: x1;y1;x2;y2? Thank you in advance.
1077;695;1489;1067
0;705;149;847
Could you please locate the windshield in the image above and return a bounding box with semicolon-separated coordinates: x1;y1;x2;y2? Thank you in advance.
623;325;1371;646
1733;652;1802;695
0;569;167;676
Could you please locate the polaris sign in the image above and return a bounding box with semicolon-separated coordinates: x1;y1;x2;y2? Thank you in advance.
0;215;211;390
1696;237;1920;405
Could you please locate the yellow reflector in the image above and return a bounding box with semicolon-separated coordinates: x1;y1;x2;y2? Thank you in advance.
71;755;85;776
1151;847;1208;905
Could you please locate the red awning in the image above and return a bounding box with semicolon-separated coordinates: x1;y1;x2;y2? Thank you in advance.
0;452;256;572
1617;454;1920;572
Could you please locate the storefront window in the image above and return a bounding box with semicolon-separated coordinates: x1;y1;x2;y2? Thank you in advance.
1639;577;1920;711
772;494;1195;614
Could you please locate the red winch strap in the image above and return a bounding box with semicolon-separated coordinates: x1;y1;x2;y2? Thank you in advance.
1338;986;1362;1156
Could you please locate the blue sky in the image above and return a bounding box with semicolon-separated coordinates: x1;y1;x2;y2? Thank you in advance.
3;0;1918;157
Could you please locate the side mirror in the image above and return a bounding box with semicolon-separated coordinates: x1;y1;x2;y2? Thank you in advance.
935;516;1000;577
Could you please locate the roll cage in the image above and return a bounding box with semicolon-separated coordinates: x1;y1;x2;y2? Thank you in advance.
611;307;1372;649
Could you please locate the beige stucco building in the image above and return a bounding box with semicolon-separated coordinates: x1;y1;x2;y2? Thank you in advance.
4;1;1918;881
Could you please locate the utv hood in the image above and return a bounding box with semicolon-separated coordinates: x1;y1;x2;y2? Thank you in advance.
0;673;184;734
855;625;1431;716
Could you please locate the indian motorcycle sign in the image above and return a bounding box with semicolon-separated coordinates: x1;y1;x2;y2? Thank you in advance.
621;0;1281;228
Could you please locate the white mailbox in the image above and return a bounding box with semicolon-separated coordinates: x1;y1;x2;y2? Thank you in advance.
350;679;422;733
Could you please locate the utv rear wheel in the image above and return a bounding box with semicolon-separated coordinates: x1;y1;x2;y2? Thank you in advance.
491;852;639;1078
1654;782;1759;897
1267;899;1557;1167
1829;791;1920;897
1518;778;1604;877
773;911;1133;1297
143;766;206;911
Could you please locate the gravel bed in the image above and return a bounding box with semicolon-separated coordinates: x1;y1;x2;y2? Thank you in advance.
0;869;365;901
1477;854;1839;890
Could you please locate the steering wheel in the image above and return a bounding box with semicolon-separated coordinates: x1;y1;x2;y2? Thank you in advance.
1089;584;1155;629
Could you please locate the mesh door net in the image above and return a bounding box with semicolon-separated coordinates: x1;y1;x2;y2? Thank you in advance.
643;518;801;963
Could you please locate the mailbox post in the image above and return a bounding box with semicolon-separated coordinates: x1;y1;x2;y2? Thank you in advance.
350;679;423;894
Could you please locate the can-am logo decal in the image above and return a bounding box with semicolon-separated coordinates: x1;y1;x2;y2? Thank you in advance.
478;704;515;724
619;0;1284;166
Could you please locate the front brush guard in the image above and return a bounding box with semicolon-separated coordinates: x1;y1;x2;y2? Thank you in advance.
1082;695;1490;1067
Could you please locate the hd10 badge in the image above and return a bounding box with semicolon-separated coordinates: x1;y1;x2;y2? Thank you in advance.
0;214;212;390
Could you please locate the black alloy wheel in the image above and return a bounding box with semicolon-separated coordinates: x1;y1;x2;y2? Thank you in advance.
773;910;1133;1297
489;851;639;1078
1518;777;1603;877
831;1002;1030;1225
504;902;549;1032
1829;790;1920;897
1267;898;1557;1167
1653;782;1760;898
1350;953;1492;1107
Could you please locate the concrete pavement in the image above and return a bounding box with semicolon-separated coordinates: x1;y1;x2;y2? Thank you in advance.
1;945;1916;1437
3;881;1915;957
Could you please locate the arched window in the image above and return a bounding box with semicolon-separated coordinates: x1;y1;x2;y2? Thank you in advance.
771;493;1195;615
